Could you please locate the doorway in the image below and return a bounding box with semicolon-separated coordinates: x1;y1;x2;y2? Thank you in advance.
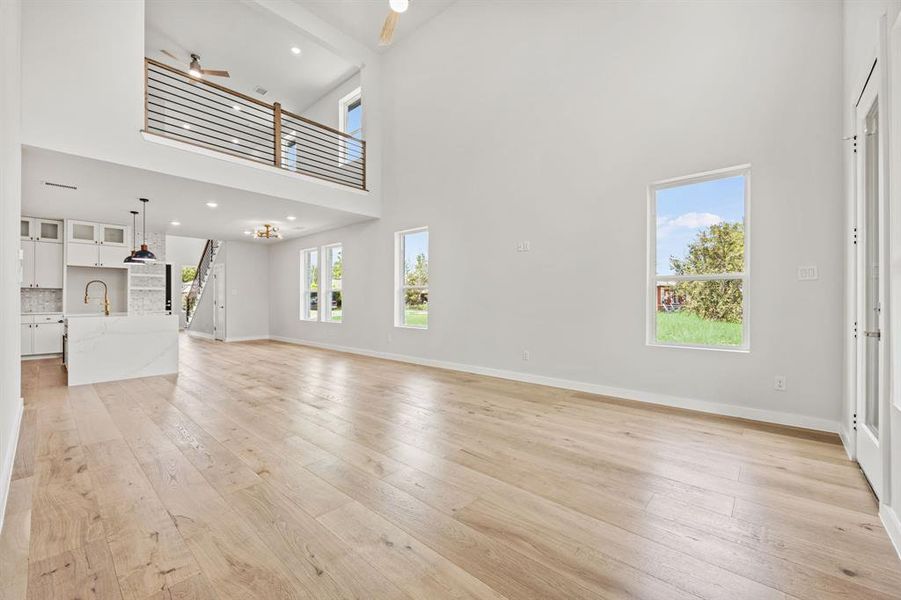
855;61;889;498
212;262;226;341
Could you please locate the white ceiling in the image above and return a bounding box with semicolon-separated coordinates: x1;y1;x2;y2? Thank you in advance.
297;0;457;52
22;147;373;242
145;0;359;112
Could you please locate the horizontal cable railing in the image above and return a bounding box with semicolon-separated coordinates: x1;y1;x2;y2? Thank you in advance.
144;58;366;191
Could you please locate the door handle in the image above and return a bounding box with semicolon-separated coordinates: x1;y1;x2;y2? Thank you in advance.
865;330;881;339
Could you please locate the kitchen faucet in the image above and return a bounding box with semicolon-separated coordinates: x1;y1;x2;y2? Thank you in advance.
84;280;111;316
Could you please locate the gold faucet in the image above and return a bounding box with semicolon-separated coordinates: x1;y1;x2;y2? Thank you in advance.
84;280;111;316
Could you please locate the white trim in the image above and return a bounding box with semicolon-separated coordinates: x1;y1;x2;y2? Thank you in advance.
186;329;214;340
0;398;24;536
269;335;841;433
323;243;343;323
879;504;901;561
337;87;363;165
21;353;62;361
395;226;429;329
839;425;856;460
224;335;270;342
647;164;751;351
300;246;320;321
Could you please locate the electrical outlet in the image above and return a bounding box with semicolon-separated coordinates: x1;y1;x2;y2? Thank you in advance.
797;266;819;281
516;241;531;252
521;350;530;361
774;375;786;391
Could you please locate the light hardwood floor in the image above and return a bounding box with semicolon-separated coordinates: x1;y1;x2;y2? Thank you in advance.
2;335;900;599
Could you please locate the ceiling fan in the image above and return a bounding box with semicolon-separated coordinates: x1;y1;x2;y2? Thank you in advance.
379;0;410;46
160;50;230;79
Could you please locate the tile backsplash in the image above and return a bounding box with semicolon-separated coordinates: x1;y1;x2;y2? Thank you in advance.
22;288;63;313
128;232;168;315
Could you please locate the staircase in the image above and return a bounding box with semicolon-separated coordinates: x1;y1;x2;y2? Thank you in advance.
185;239;221;326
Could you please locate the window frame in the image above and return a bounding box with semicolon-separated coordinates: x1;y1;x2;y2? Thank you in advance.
338;87;362;165
646;164;751;352
395;226;429;330
300;247;320;322
322;243;343;324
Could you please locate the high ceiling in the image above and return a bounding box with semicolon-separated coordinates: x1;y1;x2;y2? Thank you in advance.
145;0;359;113
297;0;457;52
22;147;373;242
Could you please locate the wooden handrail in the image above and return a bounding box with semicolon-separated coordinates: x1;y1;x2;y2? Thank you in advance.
144;58;367;191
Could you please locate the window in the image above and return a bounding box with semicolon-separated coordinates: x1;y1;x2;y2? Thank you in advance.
338;87;363;164
301;248;319;321
323;244;343;323
648;166;749;350
396;227;429;328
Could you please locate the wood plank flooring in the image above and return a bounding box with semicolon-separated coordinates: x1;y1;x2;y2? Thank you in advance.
2;335;900;599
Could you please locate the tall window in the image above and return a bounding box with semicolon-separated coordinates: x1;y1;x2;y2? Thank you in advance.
323;244;343;323
396;228;429;328
301;248;319;321
338;87;362;164
648;166;749;350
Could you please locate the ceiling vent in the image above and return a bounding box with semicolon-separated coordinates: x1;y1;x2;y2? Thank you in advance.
254;86;268;96
42;180;78;191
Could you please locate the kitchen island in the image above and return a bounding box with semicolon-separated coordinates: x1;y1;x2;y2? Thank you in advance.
66;313;178;386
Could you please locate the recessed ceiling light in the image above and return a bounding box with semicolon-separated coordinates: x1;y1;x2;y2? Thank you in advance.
389;0;409;13
232;138;240;144
182;123;191;130
287;215;296;221
170;221;180;226
291;46;301;55
233;104;241;111
206;202;218;208
243;230;252;235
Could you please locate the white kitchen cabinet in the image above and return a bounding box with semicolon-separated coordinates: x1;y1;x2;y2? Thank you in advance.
33;321;64;354
68;220;98;244
21;241;35;288
21;218;63;243
66;219;131;268
21;322;33;355
67;242;99;267
35;219;63;243
34;242;64;288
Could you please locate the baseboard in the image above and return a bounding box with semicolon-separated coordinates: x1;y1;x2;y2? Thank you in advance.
839;425;855;460
0;398;24;536
225;335;270;343
21;353;62;362
269;336;841;433
880;504;901;562
186;330;214;340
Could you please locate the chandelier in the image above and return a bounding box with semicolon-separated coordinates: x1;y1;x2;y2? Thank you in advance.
253;224;282;240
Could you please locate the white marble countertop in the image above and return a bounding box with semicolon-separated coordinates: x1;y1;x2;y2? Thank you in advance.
66;313;179;386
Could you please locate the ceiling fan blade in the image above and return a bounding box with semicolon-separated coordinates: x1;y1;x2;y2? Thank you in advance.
201;69;230;78
160;49;180;61
379;11;400;46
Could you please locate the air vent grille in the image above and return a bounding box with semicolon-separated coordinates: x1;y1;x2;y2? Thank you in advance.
42;181;78;191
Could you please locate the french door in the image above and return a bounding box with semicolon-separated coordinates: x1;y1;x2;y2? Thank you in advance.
855;61;888;498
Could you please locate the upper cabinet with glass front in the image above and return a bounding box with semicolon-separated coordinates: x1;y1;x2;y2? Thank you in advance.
67;220;129;247
21;218;63;243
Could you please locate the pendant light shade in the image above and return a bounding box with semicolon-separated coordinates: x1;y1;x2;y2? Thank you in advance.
130;198;157;264
123;210;140;264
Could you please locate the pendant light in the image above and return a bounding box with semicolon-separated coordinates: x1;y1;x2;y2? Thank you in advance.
131;198;157;264
123;210;140;264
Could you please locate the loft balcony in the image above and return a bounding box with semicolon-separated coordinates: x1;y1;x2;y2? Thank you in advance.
143;58;367;191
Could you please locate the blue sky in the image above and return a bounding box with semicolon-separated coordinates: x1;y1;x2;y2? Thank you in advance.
404;230;429;272
656;175;744;275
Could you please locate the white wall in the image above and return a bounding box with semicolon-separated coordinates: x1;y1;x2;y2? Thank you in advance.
66;267;128;315
302;72;362;132
269;0;845;430
0;0;22;533
19;0;380;219
224;241;270;341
